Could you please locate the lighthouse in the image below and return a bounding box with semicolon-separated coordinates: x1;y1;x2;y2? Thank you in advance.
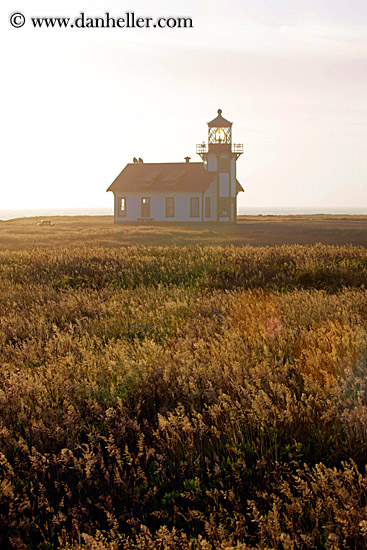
108;109;244;223
197;109;243;223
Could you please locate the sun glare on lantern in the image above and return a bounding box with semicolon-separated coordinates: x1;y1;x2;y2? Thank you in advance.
215;127;225;143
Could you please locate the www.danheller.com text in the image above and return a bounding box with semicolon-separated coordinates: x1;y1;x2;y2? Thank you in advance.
10;11;194;29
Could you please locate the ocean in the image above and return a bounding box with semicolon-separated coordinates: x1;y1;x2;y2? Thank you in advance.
0;208;113;221
238;207;367;216
0;206;366;221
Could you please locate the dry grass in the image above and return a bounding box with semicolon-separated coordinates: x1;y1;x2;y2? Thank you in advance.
0;244;367;549
0;214;367;250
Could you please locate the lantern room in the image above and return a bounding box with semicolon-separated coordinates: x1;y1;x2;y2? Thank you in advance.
208;108;232;146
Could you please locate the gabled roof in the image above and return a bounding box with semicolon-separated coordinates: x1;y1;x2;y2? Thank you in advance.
107;162;216;193
208;109;232;128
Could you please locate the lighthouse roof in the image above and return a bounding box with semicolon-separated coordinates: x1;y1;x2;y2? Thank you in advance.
208;109;232;128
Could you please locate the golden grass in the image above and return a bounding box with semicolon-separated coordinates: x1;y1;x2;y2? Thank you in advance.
0;244;367;548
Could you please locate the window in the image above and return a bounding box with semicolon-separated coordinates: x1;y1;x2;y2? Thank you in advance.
165;197;175;217
205;197;211;218
218;157;230;173
190;197;200;217
118;197;126;216
218;197;230;217
141;197;150;217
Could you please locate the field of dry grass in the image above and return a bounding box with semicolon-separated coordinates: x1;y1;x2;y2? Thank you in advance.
0;214;366;249
0;242;367;549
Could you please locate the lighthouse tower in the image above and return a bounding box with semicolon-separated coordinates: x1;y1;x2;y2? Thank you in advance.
197;109;243;223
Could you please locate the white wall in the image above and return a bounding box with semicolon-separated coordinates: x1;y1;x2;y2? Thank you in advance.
203;180;217;221
231;156;237;196
114;192;203;222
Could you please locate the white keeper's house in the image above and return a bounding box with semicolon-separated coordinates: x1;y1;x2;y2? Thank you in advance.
107;109;244;223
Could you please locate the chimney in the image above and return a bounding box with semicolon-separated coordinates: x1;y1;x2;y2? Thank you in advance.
184;156;191;164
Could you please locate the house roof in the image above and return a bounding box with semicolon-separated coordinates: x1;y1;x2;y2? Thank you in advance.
107;162;217;193
208;109;232;128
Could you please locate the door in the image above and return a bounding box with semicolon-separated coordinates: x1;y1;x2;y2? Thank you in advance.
141;197;150;217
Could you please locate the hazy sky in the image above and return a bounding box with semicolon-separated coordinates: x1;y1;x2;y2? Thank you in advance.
1;0;366;209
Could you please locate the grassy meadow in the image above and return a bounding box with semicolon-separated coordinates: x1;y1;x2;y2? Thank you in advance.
1;217;367;549
1;214;367;249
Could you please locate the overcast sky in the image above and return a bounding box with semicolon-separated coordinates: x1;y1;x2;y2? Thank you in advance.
1;0;366;210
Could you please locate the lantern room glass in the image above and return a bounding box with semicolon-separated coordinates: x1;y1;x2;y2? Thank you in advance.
208;126;232;145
